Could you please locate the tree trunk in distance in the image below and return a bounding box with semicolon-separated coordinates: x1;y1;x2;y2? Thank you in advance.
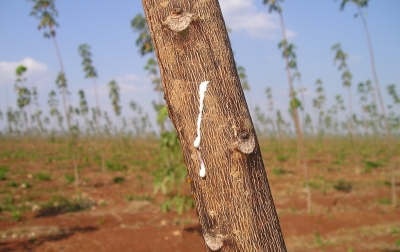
142;1;286;251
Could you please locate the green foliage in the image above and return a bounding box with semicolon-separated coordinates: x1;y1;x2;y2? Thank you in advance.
161;195;194;215
78;90;88;116
131;14;153;56
35;172;51;181
106;160;127;171
314;231;324;246
29;0;59;38
153;131;193;215
237;66;250;91
0;166;9;181
391;228;399;235
277;155;288;162
364;160;382;172
263;0;283;13
333;179;352;192
125;193;152;202
113;176;125;184
144;58;162;92
376;198;391;205
108;80;121;117
332;43;352;88
14;65;32;110
40;195;93;215
338;0;369;12
6;181;18;187
11;210;22;221
387;84;400;104
55;72;67;90
272;167;288;176
64;174;75;184
78;43;98;79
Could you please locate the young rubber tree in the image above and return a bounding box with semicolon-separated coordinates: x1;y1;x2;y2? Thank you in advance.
78;43;106;170
332;43;354;139
108;80;121;134
78;44;101;128
263;0;311;214
141;1;286;251
29;0;79;188
338;0;396;207
14;65;32;134
29;0;71;129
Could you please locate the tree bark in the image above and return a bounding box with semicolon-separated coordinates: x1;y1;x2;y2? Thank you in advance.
141;1;286;251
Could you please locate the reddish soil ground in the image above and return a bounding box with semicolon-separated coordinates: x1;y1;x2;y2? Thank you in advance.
0;140;399;251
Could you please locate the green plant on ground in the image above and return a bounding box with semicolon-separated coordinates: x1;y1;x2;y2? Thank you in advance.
272;167;288;176
376;198;391;205
113;176;124;184
314;231;324;246
153;131;193;216
39;195;93;215
11;210;22;221
35;172;51;181
395;239;400;247
125;193;152;202
64;174;75;184
106;160;127;171
277;155;288;162
0;166;9;173
0;166;9;180
6;181;18;187
307;176;328;193
364;160;382;172
333;179;352;192
391;228;399;235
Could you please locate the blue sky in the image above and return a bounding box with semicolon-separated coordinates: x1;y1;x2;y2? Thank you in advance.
0;0;399;130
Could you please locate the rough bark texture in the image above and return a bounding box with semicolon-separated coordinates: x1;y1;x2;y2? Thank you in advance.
142;1;286;251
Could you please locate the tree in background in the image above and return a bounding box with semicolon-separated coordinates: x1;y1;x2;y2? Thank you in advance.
338;0;396;207
263;0;311;214
108;80;121;123
29;0;79;188
78;43;107;171
78;44;102;132
29;0;71;130
332;43;354;139
14;65;32;133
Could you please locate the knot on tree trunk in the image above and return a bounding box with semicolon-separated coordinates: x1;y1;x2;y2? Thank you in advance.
162;8;199;39
231;125;255;155
203;232;227;251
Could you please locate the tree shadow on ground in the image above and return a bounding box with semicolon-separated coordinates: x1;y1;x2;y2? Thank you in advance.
184;224;202;235
34;197;93;218
0;226;97;252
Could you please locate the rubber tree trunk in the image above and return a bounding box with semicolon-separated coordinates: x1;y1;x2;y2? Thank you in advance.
141;1;286;251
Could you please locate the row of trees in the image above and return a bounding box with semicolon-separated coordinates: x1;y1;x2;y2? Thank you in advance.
0;0;398;192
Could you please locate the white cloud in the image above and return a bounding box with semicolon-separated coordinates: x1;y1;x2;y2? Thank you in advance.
219;0;296;39
0;57;49;88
